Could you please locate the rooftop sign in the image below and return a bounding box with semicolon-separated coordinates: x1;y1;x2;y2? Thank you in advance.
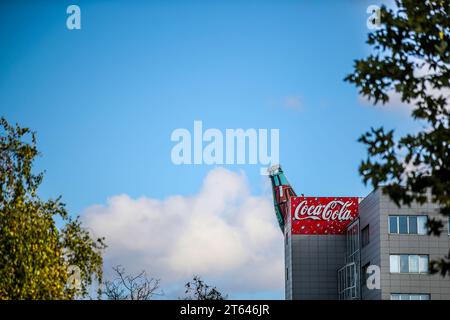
290;197;359;234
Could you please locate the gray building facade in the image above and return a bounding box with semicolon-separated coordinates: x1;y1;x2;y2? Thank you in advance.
285;189;450;300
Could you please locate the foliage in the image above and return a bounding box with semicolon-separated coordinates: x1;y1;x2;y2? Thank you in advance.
0;117;106;299
182;275;227;300
345;0;450;275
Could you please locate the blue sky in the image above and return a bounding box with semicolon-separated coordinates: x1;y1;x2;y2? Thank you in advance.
0;0;418;299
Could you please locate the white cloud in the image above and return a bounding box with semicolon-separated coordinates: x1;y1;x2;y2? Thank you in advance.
358;86;450;114
267;95;303;111
283;96;302;110
82;167;284;298
357;59;450;112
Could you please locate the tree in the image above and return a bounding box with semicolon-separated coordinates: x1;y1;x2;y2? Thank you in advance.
0;117;106;299
104;265;162;300
345;0;450;275
182;275;227;300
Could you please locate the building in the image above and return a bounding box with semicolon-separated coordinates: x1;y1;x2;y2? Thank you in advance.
268;165;450;300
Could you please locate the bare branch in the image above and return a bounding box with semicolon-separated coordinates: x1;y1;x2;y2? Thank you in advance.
104;265;163;300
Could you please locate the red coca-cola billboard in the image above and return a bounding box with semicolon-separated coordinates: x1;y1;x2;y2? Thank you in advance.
290;197;359;234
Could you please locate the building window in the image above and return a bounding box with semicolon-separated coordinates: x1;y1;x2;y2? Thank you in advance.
390;255;399;273
418;216;427;235
400;255;409;273
408;216;417;234
390;254;429;274
338;262;357;300
390;294;430;300
409;255;419;273
399;216;408;234
361;225;370;248
388;215;427;235
389;216;398;233
419;255;428;273
346;221;359;257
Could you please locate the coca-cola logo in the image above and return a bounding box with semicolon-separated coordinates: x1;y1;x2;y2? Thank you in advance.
293;200;354;222
290;197;359;235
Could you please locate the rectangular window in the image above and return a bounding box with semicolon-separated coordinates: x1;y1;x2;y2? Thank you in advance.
400;255;409;273
391;294;430;300
390;254;429;274
389;216;398;233
361;225;370;248
390;255;399;273
408;216;418;234
398;216;408;234
418;216;427;235
419;255;429;273
389;215;428;235
409;255;419;273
